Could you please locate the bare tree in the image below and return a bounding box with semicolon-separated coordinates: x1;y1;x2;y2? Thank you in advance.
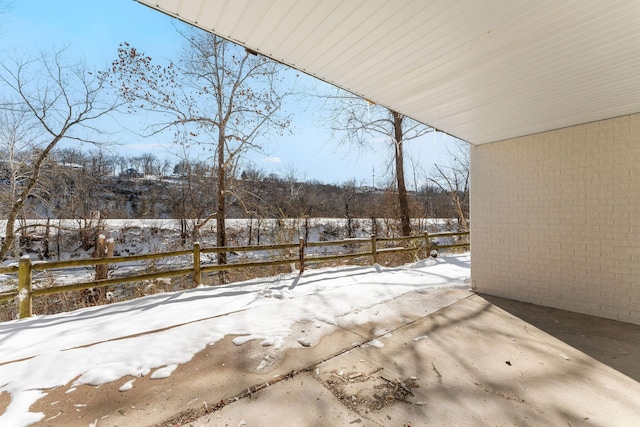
322;91;432;236
49;149;92;219
86;148;116;179
110;29;292;265
127;153;167;177
164;153;217;242
0;1;13;37
0;50;119;259
430;141;470;230
342;179;358;238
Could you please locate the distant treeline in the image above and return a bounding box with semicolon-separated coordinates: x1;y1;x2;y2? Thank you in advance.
0;148;467;222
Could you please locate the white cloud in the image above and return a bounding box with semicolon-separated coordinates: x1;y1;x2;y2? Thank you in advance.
263;156;281;164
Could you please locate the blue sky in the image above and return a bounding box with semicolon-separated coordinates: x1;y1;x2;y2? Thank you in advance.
0;0;462;187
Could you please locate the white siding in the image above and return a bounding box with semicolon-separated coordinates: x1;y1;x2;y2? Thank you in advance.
471;113;640;324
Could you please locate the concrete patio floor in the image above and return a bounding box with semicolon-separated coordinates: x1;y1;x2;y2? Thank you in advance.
193;294;640;427
31;289;640;427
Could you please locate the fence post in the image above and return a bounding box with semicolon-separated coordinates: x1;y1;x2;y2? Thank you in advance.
193;242;201;286
370;234;378;265
95;235;115;281
18;255;33;318
299;237;305;274
424;231;430;258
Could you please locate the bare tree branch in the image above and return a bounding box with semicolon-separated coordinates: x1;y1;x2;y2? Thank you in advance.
108;30;292;269
429;141;470;230
318;88;433;235
0;49;121;259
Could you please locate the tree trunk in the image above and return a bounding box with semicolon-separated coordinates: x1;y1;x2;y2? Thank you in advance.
453;193;469;230
392;111;412;236
216;130;227;266
345;195;354;238
43;218;51;259
0;133;64;260
0;205;21;260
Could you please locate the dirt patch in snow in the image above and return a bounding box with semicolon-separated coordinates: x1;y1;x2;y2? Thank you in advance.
317;368;419;414
0;391;10;415
27;336;272;427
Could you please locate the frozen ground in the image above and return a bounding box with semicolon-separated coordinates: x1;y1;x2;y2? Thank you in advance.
0;253;470;426
0;218;459;262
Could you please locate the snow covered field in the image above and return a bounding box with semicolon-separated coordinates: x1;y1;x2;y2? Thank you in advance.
0;218;459;260
0;252;470;426
0;218;465;307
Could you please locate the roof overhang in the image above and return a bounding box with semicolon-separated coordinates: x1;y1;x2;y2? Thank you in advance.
136;0;640;145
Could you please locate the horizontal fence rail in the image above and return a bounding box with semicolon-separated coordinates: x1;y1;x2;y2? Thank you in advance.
0;231;469;318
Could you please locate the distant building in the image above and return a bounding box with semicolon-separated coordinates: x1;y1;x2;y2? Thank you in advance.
120;168;142;179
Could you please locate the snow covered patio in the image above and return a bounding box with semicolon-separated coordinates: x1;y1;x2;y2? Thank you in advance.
1;253;639;426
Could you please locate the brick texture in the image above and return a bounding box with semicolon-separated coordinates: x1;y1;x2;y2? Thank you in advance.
471;113;640;325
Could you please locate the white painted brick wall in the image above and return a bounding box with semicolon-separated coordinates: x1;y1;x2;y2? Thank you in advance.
471;113;640;325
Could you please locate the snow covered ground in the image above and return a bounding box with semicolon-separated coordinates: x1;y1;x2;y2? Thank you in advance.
0;253;470;426
0;218;459;263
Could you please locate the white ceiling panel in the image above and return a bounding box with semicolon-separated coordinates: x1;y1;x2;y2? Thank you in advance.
135;0;640;145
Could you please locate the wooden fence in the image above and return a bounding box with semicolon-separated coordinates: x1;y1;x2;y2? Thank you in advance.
0;231;469;319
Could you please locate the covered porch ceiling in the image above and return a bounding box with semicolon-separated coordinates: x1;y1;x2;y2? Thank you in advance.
136;0;640;145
